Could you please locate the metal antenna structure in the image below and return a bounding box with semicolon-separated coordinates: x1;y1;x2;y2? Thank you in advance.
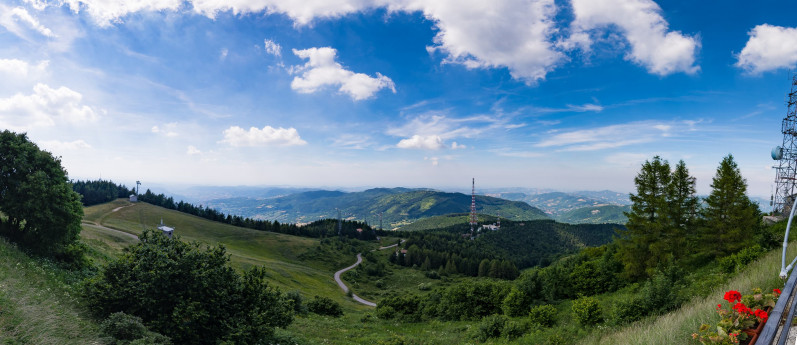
379;212;383;231
470;178;477;235
772;74;797;215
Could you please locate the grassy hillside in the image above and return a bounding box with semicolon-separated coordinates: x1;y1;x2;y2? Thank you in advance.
586;239;797;345
554;205;631;224
397;213;498;231
0;237;103;344
79;199;374;311
207;188;549;228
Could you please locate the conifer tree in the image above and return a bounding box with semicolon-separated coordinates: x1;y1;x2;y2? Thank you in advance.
700;154;760;258
666;160;699;261
618;156;671;279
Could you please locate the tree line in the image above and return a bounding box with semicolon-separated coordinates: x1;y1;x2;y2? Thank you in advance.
135;189;377;240
71;179;136;206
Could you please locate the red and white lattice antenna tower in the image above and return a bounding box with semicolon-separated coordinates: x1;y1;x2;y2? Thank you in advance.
470;178;477;235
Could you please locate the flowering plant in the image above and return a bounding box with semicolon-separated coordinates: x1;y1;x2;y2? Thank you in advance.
692;288;780;344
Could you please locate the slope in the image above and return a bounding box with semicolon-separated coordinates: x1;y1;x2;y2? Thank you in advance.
207;187;548;228
0;237;104;344
79;199;376;311
554;205;632;224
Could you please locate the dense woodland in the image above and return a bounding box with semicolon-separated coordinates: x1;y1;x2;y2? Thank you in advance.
70;180;135;206
375;154;776;339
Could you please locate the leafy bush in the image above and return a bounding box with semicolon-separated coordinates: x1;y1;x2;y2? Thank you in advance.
502;287;531;317
100;312;170;345
439;280;511;320
307;296;344;317
377;294;421;322
470;314;508;341
425;270;441;279
502;320;530;340
286;290;308;315
608;297;647;326
84;230;293;345
528;304;557;327
572;296;602;326
375;306;396;320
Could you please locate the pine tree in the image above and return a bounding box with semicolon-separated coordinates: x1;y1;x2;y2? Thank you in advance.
700;154;760;258
666;160;699;261
618;156;671;279
478;259;490;277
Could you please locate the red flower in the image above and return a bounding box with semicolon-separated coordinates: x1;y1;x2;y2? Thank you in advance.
774;288;782;295
754;309;769;322
724;290;742;303
732;302;750;314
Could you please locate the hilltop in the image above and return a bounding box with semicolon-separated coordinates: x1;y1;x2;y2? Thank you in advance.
206;187;549;228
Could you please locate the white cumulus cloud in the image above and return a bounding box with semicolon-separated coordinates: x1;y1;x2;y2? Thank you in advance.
0;83;98;131
151;123;179;137
290;47;395;100
45;0;566;83
567;0;699;75
397;135;444;150
221;125;307;147
736;24;797;74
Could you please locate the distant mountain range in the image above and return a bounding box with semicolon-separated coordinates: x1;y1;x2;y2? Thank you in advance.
206;188;549;229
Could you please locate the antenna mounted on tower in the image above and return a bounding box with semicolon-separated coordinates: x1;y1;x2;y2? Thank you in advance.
772;74;797;215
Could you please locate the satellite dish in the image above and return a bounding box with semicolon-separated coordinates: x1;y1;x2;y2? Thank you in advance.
773;146;784;160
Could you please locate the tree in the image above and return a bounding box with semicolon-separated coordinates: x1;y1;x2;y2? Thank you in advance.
666;160;699;261
0;130;83;254
84;230;293;345
618;156;671;279
699;155;760;259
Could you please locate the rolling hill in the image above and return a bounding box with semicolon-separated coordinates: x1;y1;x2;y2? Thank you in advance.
554;205;631;224
206;188;549;228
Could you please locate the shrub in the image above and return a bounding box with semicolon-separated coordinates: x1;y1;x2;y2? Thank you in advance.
375;306;396;320
286;290;308;315
439;280;511;321
470;314;508;341
502;287;531;317
100;312;170;345
572;296;602;326
425;270;441;279
608;297;647;326
528;304;557;327
307;296;344;317
84;230;293;345
502;320;530;340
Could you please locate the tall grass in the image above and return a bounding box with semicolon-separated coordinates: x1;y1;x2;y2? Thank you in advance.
586;241;797;345
0;237;103;344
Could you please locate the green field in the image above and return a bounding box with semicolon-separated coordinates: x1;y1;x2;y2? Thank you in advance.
79;199;372;313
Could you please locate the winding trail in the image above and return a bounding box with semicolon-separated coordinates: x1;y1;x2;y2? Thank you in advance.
334;239;406;307
333;253;376;307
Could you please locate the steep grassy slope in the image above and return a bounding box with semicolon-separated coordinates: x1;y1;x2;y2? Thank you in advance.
207;188;549;228
554;205;631;224
0;237;103;344
81;199;372;311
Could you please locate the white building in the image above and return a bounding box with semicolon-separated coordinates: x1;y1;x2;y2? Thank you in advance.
157;219;174;238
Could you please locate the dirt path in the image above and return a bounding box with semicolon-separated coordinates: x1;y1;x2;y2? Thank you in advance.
81;222;139;242
335;239;405;307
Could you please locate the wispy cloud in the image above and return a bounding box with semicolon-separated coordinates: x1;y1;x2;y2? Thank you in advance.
535;120;698;151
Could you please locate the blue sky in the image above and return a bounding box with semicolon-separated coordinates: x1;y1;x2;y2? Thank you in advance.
1;0;796;197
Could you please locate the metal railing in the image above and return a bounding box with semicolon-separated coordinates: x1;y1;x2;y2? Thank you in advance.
759;199;797;344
